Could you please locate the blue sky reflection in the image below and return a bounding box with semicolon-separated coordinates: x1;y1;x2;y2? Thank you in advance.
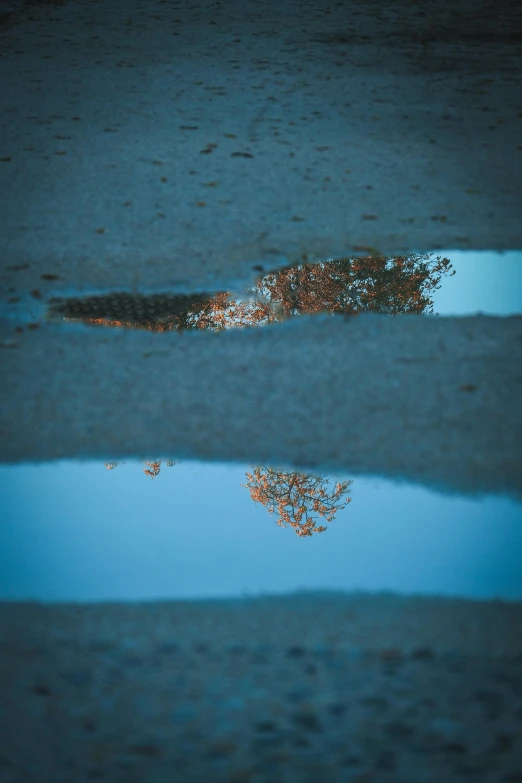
1;459;521;602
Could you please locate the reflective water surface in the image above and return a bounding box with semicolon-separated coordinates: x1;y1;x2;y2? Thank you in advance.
1;459;521;602
2;251;522;602
45;251;522;330
49;251;454;329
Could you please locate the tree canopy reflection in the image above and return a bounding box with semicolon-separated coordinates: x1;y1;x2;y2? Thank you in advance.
102;252;454;535
77;252;454;331
241;467;352;537
104;460;352;537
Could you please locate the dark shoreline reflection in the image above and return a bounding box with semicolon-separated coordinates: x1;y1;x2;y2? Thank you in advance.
50;252;454;330
99;253;454;536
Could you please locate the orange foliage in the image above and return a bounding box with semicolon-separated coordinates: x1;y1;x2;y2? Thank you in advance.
103;460;176;476
143;460;162;478
80;253;454;332
254;253;454;318
241;467;352;537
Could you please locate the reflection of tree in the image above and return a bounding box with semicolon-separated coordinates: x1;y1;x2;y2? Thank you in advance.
76;252;454;331
104;460;176;478
103;460;351;536
241;467;352;537
102;253;453;532
255;252;454;318
168;292;276;331
164;252;454;329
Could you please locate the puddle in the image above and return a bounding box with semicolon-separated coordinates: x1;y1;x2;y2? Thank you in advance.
4;249;520;330
47;252;455;329
42;250;522;332
1;459;521;602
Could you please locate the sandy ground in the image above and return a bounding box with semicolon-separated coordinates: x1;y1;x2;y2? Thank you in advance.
1;314;521;500
1;592;522;782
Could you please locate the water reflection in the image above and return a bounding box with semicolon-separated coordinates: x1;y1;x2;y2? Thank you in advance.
50;252;454;329
105;460;352;537
242;468;352;537
97;253;453;535
104;459;177;478
2;459;521;602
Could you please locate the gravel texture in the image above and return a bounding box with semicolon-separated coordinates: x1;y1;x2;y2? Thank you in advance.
1;314;522;500
1;592;522;783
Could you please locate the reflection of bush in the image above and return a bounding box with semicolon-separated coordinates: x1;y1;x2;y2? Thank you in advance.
241;467;352;537
104;460;176;478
